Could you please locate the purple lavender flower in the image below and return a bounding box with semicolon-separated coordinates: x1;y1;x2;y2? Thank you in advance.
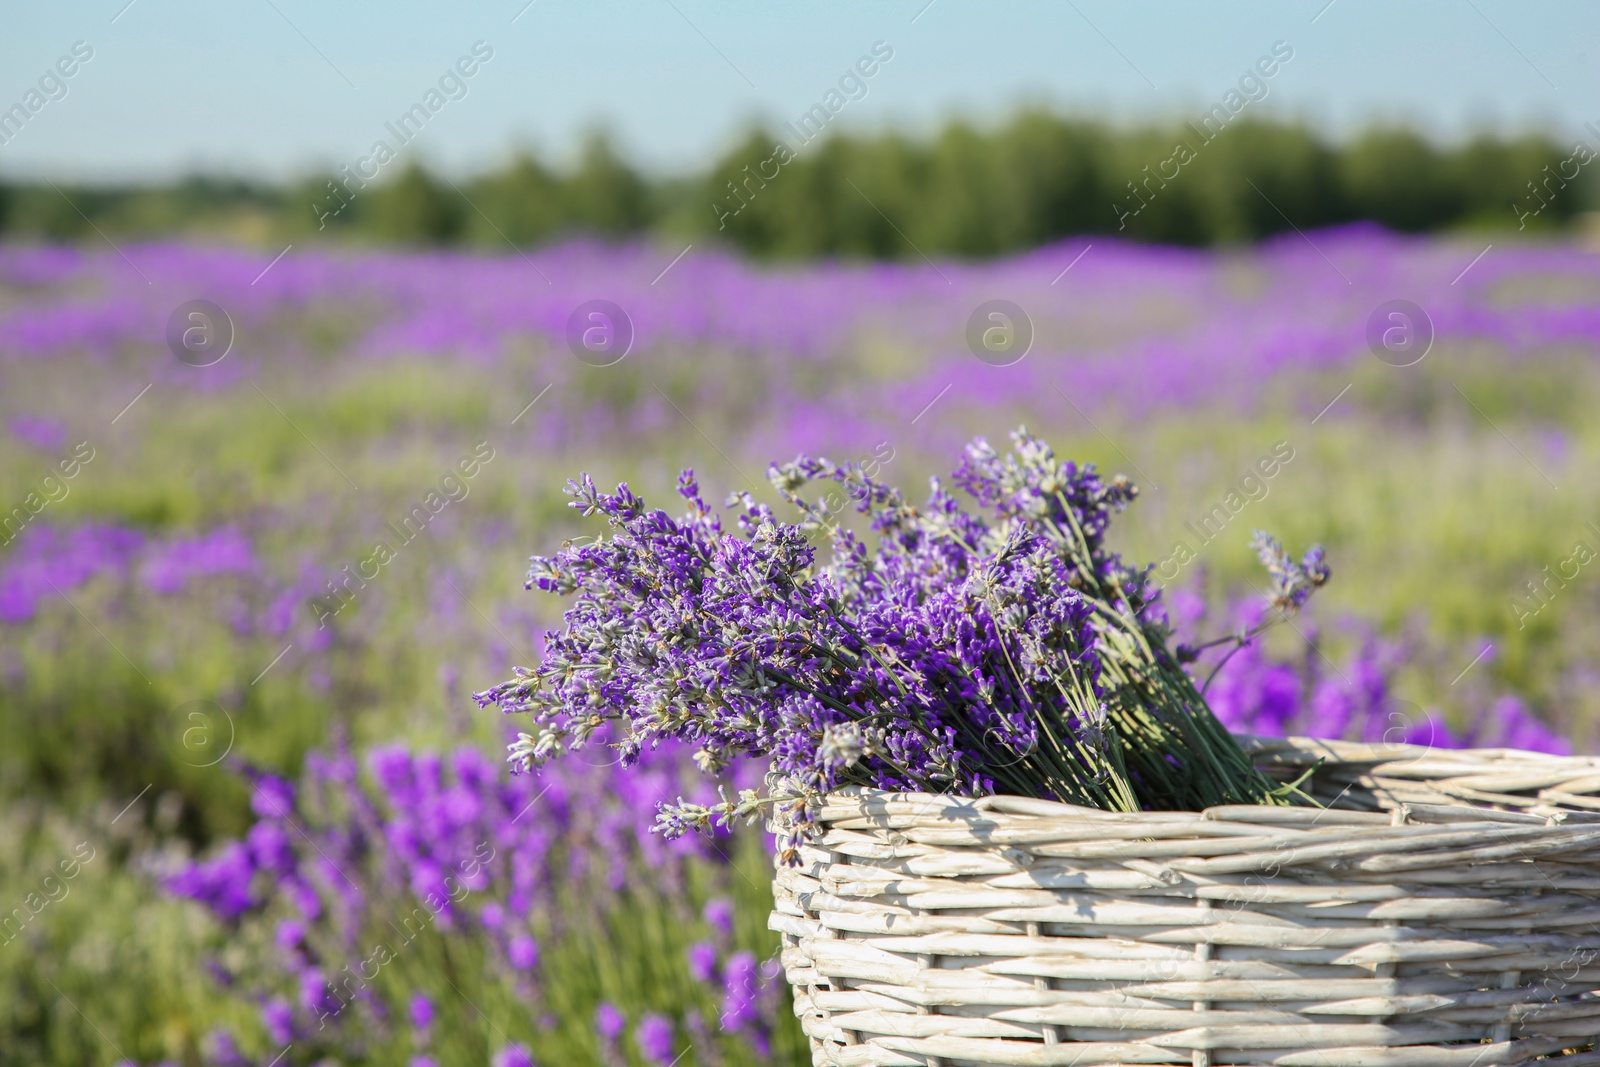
248;821;294;877
507;933;539;970
409;993;434;1030
8;414;67;451
204;1027;249;1067
298;968;341;1021
274;919;305;951
1250;531;1330;612
250;774;296;819
164;732;779;1067
720;951;760;1031
491;1045;535;1067
139;526;257;594
635;1013;676;1066
0;524;143;621
282;876;322;920
1475;695;1571;755
703;897;734;937
166;842;255;920
261;996;294;1045
595;1001;625;1041
687;941;718;984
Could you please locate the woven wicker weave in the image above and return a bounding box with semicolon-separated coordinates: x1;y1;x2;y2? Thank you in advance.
769;735;1600;1067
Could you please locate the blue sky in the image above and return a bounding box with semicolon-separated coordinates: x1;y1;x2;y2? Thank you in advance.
2;0;1597;182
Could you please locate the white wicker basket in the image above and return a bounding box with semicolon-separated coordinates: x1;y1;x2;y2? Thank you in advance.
769;735;1600;1067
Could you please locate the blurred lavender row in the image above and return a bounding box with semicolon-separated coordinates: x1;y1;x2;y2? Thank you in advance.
5;227;1599;456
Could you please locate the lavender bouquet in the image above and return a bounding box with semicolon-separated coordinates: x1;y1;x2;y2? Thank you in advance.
475;429;1329;861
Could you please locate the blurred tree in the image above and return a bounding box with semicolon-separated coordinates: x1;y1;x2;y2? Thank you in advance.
0;117;1592;254
1111;127;1214;246
920;120;1012;256
1;184;100;239
566;131;650;235
999;112;1117;244
830;133;927;260
289;173;352;237
464;152;567;247
703;128;788;253
357;163;464;244
756;135;896;259
1455;132;1577;230
1203;119;1345;241
1340;127;1462;233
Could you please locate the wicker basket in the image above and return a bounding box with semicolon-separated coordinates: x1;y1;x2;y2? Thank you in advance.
769;735;1600;1067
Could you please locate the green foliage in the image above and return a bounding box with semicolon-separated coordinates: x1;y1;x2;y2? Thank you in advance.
467;153;567;246
567;131;652;236
0;804;245;1067
3;115;1591;252
356;164;465;245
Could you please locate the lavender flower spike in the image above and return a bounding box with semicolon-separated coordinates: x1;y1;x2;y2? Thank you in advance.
478;430;1323;862
1250;529;1331;612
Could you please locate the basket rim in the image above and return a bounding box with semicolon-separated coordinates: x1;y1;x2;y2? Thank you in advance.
775;733;1600;830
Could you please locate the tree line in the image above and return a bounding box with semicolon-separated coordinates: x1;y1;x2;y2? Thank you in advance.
0;113;1592;257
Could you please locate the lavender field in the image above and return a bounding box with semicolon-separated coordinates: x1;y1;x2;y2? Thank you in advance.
2;226;1597;1065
